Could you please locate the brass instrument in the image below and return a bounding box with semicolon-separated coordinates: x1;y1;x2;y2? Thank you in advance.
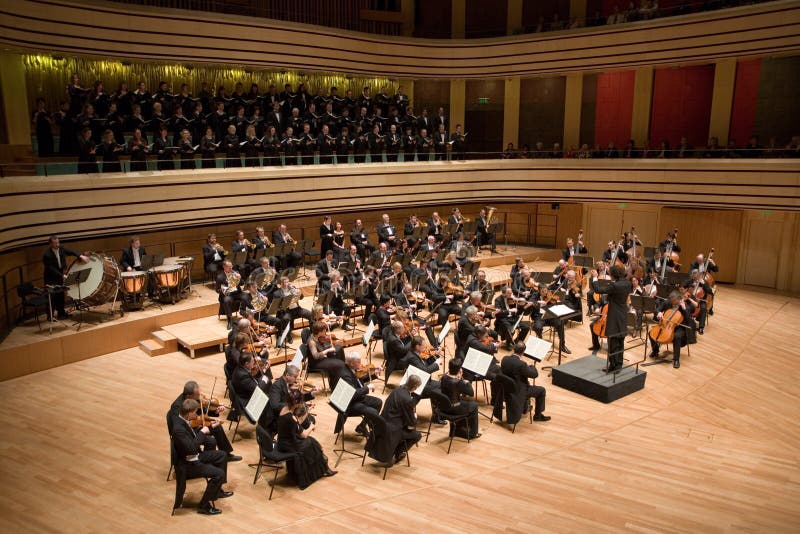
222;270;242;295
485;206;497;227
250;290;268;312
213;243;228;256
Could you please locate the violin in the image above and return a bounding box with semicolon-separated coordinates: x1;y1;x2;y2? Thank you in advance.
445;281;465;297
355;363;383;381
190;413;220;429
540;287;560;305
291;380;317;394
648;306;683;344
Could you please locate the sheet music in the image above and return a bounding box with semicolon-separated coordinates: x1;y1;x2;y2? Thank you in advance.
524;336;552;362
400;366;430;396
245;387;269;421
278;323;291;346
463;347;493;377
290;348;303;369
548;304;576;317
362;320;375;346
329;379;356;412
437;320;451;345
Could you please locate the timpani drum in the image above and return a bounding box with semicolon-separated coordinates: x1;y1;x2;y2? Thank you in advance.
120;271;148;310
66;253;120;307
153;264;183;303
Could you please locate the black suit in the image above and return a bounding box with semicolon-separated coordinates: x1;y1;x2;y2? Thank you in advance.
377;223;397;247
42;246;81;317
402;350;441;399
232;364;270;406
169;394;233;454
561;244;587;262
170;416;228;508
349;227;374;259
271;231;302;268
334;365;383;424
476;215;496;252
202;243;225;274
592;277;632;370
383;331;410;377
499;353;546;420
120;245;147;271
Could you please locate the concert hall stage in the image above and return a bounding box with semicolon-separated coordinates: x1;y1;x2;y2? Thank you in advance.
0;244;559;380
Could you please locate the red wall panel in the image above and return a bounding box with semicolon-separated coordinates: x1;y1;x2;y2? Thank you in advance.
650;64;715;148
728;59;762;146
594;70;635;148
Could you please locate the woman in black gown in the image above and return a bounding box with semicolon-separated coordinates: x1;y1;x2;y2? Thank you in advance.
276;391;336;489
440;359;481;439
319;215;334;257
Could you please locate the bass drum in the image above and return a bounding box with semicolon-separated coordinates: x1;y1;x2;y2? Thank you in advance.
66;253;120;307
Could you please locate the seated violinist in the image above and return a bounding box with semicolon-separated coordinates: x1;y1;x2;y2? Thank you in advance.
306;321;346;383
319;270;352;330
169;380;241;463
402;336;443;402
266;364;313;433
463;324;501;381
494;286;531;349
232;352;272;406
333;352;383;436
424;274;463;327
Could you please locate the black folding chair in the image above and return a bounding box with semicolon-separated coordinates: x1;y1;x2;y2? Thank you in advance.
170;438;211;516
253;425;298;500
360;411;411;480
426;390;473;454
489;373;532;433
300;344;328;394
227;379;257;442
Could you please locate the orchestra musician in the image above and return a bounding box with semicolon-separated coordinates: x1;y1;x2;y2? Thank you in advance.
402;337;443;401
441;359;481;438
316;250;336;281
272;224;302;269
602;240;628;265
319;270;352;330
424;273;463;327
383;321;411;378
373;373;422;465
494;286;532;349
476;208;497;253
230;229;257;275
463;324;501;380
168;380;241;463
350;219;375;260
273;276;311;344
585;261;609;315
648;290;691;369
403;214;422;249
42;235;89;320
306;321;346;382
355;265;379;320
466;269;494;303
120;235;147;271
377;213;398;248
646;248;674;275
331;221;347;261
562;236;587;262
216;261;242;329
232;352;272;406
333;352;384;437
685;269;713;334
427;211;444;242
510;257;527;282
590;265;631;371
319;215;334;257
203;233;226;276
171;399;233;516
496;343;551;422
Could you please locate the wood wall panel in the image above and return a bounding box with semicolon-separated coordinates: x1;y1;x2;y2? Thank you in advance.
465;0;507;38
753;56;800;145
1;1;798;78
742;218;781;287
659;207;742;283
412;79;450;116
729;58;762;146
519;76;567;147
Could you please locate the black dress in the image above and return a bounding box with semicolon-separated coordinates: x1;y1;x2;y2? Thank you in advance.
440;375;479;438
276;412;328;490
320;224;334;256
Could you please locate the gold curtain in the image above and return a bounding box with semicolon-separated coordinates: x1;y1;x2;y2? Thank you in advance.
22;54;399;111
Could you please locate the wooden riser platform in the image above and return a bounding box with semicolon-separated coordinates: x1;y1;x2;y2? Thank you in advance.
0;244;556;380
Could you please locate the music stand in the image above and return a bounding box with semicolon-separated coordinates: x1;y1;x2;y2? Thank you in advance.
414;249;432;262
140;254;164;270
435;249;448;264
533;272;553;286
665;271;691;287
65;268;91;330
488;222;504;254
45;284;67;335
295;239;311;280
540;305;581;369
411;226;423;240
572;255;594;275
316;291;334;314
462;221;477;235
643;246;657;260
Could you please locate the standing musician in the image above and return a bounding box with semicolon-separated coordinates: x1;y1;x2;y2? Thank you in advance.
334;352;384;437
171;399;233;516
319;215;335;257
497;343;551;422
690;253;718;278
306;321;346;382
216;260;242;329
42;236;89;320
659;230;681;255
590;265;631;371
203;233;226;276
120;235;147;272
272;224;302;269
646;248;674;275
648;290;692;369
602;240;628;265
476;208;497;253
562;235;587;262
169;380;242;463
449;207;465;233
350;219;375;260
494;286;532;349
377;213;398;248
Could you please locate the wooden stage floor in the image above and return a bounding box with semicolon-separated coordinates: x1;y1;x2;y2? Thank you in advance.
0;256;798;531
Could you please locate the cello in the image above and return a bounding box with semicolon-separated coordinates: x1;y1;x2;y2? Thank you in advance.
648;305;683;344
591;303;609;338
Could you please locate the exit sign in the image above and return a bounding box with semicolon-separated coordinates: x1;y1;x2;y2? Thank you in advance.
478;97;490;104
618;203;628;209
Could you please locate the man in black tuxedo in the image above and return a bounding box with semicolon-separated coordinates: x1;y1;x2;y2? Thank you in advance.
379;374;422;464
561;236;587;262
171;399;233;515
42;235;89;319
590;265;631;371
402;337;443;401
383;321;410;377
120;235;147;271
216;261;242;329
349;219;375;260
202;233;225;276
272;224;302;269
476;208;497;253
333;352;383;436
498;343;551;422
376;213;398;248
315;250;336;282
168;380;241;462
265;364;305;431
231;352;272;406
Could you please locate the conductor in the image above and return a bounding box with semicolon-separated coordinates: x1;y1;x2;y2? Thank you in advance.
590;264;631;371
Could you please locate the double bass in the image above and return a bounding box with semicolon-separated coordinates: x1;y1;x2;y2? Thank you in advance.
648;305;683;344
568;228;585;286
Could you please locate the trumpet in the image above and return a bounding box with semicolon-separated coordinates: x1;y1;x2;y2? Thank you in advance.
213;243;228;255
